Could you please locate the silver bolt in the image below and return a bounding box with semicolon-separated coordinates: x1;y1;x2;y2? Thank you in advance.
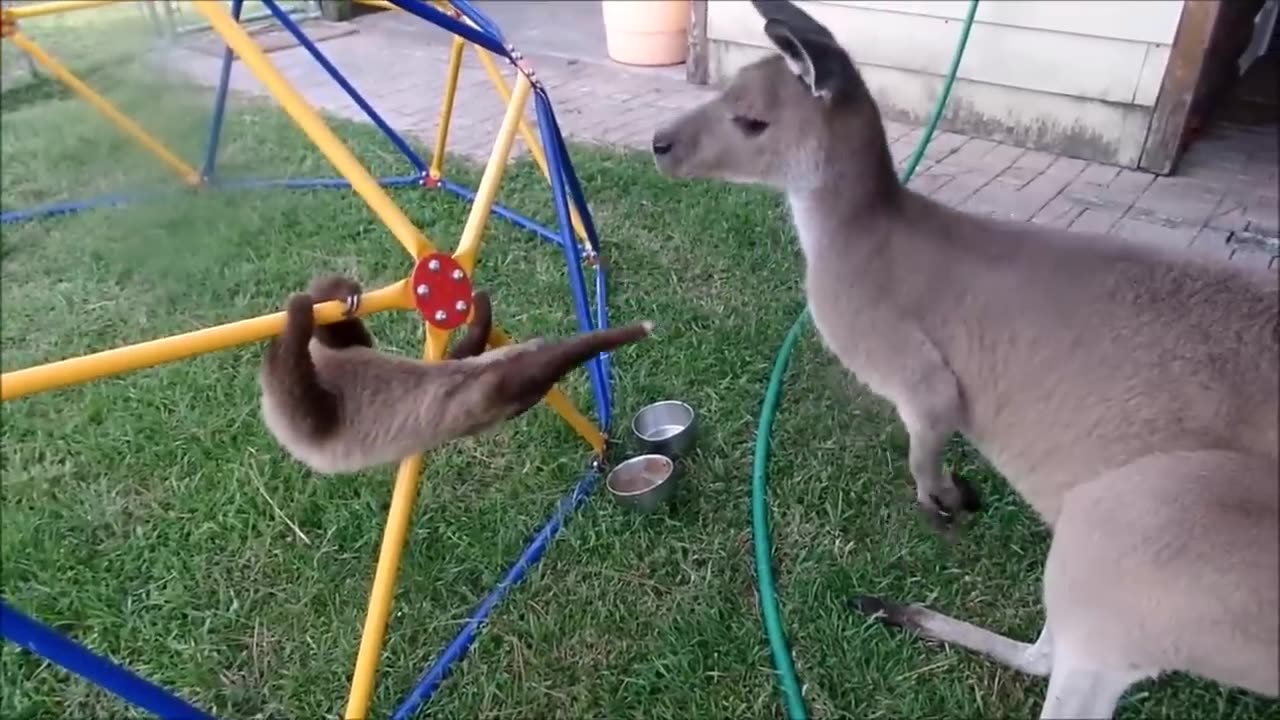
415;283;429;297
427;258;441;271
451;268;465;280
433;310;447;322
455;300;468;312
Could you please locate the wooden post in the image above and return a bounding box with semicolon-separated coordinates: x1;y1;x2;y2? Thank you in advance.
1138;0;1222;175
687;0;709;85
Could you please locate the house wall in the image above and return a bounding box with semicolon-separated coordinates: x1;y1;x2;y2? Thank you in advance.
705;0;1187;166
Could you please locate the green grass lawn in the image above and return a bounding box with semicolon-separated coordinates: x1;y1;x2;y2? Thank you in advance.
2;35;1275;720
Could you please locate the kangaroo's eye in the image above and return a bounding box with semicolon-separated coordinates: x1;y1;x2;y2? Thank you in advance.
732;116;770;136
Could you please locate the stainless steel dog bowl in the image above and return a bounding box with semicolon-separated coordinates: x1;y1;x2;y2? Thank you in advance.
631;400;697;459
605;454;682;513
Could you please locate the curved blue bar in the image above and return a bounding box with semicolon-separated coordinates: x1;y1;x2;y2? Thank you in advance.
533;88;613;384
594;264;613;387
390;465;602;720
1;600;217;720
0;191;141;224
445;0;506;45
199;0;245;181
261;0;427;174
0;174;421;225
213;173;423;190
386;0;510;58
438;178;563;246
537;91;604;255
535;92;612;428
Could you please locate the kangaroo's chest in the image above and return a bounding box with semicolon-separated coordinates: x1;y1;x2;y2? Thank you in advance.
803;260;924;404
789;196;916;392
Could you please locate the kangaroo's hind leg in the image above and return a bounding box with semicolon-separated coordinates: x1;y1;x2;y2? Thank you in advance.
1041;451;1278;714
850;554;1151;720
852;450;1278;718
849;596;1054;676
1038;661;1150;720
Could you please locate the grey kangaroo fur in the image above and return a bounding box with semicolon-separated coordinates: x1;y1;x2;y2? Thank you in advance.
652;1;1279;717
259;274;652;474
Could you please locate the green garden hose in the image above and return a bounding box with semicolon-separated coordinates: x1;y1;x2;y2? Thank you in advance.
750;3;980;718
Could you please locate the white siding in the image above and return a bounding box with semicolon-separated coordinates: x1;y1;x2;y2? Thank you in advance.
704;0;1187;166
823;1;1183;45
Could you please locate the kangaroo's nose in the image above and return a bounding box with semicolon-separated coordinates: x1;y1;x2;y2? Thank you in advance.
652;132;674;156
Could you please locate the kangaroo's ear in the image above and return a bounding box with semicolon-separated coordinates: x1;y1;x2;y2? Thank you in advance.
762;18;856;103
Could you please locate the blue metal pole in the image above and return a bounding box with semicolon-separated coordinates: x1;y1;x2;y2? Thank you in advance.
537;92;604;255
0;601;218;720
444;0;505;44
261;0;427;174
535;93;612;429
535;90;613;385
438;179;562;247
390;464;603;720
0;192;141;225
213;173;423;190
386;0;511;58
593;264;613;391
0;173;422;225
199;0;245;181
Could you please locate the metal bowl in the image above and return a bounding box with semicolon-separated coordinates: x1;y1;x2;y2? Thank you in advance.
631;400;697;459
605;454;682;513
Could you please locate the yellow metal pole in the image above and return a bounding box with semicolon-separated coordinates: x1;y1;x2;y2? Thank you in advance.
5;32;201;185
472;47;590;249
0;282;412;402
486;326;605;454
351;0;398;9
5;0;115;20
343;324;450;720
450;73;532;272
193;1;432;260
429;36;465;180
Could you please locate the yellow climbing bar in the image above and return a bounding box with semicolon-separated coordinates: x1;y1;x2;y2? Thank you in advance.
343;321;449;719
2;4;611;718
452;72;532;272
193;0;432;260
0;282;414;402
472;46;591;250
5;0;115;20
430;35;466;180
5;31;200;185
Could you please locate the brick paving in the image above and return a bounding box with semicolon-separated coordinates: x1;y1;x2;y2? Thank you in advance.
164;12;1278;268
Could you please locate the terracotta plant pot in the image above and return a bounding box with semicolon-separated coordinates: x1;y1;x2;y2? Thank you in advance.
601;0;689;67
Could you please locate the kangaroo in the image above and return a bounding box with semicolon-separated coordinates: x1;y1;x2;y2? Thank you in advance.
652;1;1279;717
259;274;653;474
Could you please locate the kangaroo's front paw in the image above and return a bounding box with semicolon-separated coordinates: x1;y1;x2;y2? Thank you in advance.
849;595;915;629
916;471;981;535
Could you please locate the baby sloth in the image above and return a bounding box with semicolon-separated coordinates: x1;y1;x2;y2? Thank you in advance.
259;274;653;474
